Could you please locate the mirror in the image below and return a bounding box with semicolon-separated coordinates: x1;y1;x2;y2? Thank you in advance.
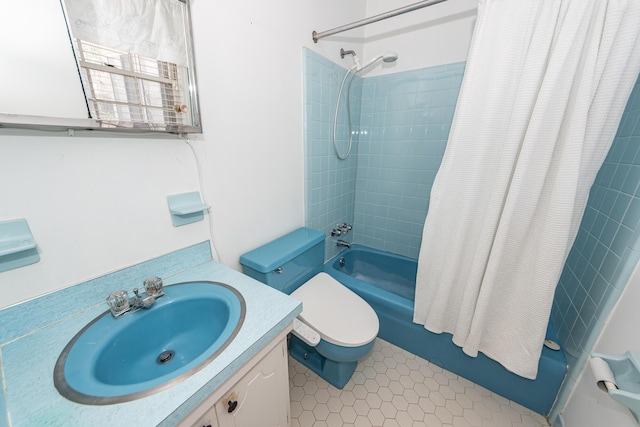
0;0;201;134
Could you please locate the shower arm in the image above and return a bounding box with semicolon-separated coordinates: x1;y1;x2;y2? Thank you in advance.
312;0;448;43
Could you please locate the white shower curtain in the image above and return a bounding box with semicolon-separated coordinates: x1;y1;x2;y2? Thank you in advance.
414;0;640;379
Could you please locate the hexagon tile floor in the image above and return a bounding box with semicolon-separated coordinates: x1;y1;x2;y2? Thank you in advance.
288;339;550;427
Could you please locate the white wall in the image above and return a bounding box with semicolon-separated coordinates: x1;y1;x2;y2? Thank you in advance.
188;0;365;267
0;0;365;309
560;262;640;426
363;0;478;76
0;0;475;309
0;135;209;308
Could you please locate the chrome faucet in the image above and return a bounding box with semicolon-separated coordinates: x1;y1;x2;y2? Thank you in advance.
331;223;353;236
336;240;351;248
106;276;165;318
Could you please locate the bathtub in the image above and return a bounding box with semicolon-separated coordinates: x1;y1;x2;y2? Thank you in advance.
325;245;567;415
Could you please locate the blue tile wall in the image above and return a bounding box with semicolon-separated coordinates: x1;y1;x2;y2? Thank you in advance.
550;74;640;419
303;49;361;260
354;63;465;258
303;48;464;259
0;391;6;427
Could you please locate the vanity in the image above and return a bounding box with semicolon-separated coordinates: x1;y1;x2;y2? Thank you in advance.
180;332;290;427
0;242;301;426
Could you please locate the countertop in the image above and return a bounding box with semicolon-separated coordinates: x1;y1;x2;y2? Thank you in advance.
0;244;301;426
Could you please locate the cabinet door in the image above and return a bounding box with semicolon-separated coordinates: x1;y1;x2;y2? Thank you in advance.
191;405;219;427
216;340;290;427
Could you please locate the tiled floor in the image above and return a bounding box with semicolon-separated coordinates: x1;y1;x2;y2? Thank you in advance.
288;339;549;427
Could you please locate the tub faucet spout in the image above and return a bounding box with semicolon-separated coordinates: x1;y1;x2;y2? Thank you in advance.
337;240;351;248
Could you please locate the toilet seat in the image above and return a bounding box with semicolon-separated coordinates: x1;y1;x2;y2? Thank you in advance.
291;272;379;347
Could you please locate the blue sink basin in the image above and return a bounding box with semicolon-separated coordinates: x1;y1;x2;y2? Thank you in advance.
54;281;245;405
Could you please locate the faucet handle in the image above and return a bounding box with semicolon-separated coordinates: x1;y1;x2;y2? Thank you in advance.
106;290;130;316
143;276;163;296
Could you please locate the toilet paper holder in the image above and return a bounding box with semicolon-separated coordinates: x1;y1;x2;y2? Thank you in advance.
591;352;640;423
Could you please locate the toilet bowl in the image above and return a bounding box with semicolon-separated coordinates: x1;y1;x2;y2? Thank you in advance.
240;228;379;388
289;272;378;387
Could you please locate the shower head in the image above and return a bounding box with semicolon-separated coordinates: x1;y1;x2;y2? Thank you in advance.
357;51;398;73
382;52;398;63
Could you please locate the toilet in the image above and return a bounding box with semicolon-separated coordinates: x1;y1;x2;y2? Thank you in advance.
240;227;379;388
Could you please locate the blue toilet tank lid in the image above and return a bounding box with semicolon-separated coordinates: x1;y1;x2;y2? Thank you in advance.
240;227;325;273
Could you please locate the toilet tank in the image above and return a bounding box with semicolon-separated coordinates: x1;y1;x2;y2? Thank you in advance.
240;227;325;295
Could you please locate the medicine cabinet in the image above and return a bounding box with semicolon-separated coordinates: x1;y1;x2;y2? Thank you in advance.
0;0;202;134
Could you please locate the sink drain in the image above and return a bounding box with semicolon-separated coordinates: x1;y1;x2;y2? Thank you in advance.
157;350;175;364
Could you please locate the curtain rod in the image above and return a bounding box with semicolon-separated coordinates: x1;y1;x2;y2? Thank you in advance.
312;0;448;43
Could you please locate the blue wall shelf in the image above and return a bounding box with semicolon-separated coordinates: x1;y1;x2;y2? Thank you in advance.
167;192;210;227
0;219;40;273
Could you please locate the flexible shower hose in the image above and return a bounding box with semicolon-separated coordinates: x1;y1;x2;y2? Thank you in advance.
332;64;358;160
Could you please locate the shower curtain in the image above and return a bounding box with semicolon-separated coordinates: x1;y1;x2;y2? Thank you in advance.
413;0;640;379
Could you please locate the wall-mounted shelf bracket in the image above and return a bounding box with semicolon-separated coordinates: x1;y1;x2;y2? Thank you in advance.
592;352;640;423
0;219;40;273
167;191;211;227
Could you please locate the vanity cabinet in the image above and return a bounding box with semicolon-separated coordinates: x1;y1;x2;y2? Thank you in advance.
180;331;290;427
191;407;220;427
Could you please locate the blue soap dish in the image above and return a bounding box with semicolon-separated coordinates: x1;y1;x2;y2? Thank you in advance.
0;219;40;273
167;192;210;227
